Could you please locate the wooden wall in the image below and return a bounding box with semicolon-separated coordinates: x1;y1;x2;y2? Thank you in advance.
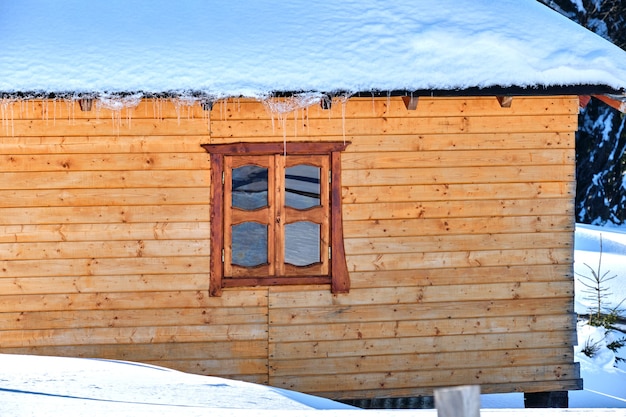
0;96;581;399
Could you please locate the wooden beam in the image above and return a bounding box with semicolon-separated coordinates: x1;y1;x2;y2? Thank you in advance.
209;153;224;297
593;94;626;113
496;96;513;108
578;95;591;109
320;95;333;110
78;98;93;112
402;96;419;110
202;141;350;155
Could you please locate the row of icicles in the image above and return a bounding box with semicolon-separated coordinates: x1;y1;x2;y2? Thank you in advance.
1;93;356;141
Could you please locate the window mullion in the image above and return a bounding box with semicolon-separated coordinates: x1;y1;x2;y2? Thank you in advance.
274;155;285;276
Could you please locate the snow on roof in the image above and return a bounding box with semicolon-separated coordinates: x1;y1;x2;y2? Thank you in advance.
1;0;626;100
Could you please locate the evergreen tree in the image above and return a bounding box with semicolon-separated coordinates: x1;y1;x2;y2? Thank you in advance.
539;0;626;225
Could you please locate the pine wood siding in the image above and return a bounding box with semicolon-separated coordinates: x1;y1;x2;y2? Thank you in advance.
0;96;580;398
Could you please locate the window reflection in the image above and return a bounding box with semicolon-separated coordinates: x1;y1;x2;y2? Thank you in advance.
232;222;268;267
285;164;320;209
232;165;268;210
285;221;321;266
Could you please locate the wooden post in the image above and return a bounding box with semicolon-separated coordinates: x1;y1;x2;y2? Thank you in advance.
434;385;481;417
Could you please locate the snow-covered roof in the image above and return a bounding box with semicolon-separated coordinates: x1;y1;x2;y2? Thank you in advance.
2;0;626;100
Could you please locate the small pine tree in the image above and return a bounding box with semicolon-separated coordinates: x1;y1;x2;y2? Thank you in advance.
576;233;626;366
577;234;619;326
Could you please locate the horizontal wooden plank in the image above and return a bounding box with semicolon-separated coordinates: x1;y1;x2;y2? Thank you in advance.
0;289;267;312
268;298;574;325
0;153;209;172
269;347;575;376
0;256;210;279
210;114;577;138
315;378;582;400
347;248;572;272
0;188;210;208
0;323;268;347
269;282;574;309
1;307;267;329
269;363;580;393
150;358;267;377
344;215;574;238
269;331;576;361
345;232;572;255
353;132;575;153
0;340;268;361
344;198;573;221
480;376;582;396
343;165;574;186
269;314;575;343
2;240;210;264
0;205;209;225
0;239;209;261
342;149;573;170
0;170;208;190
343;182;574;204
211;96;578;120
0;222;210;243
349;264;574;288
0;274;210;295
0;135;208;154
7;118;211;137
203;132;575;153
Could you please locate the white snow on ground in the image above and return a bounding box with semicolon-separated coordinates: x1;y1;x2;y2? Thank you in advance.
0;355;358;415
1;0;626;98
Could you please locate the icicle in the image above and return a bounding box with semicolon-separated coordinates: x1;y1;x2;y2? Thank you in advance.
96;93;142;131
262;93;324;142
284;120;287;157
293;109;298;138
42;99;48;124
1;98;17;137
339;95;351;145
64;98;76;125
206;103;211;134
172;95;201;126
52;98;57;126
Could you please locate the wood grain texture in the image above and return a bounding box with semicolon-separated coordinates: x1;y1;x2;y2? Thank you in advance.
0;96;580;399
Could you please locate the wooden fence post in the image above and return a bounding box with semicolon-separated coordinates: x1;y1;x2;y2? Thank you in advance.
434;385;481;417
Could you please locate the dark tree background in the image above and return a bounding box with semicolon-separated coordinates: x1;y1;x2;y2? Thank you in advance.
539;0;626;225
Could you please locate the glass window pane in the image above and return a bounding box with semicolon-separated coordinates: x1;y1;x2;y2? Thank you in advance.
232;222;267;267
285;164;320;209
285;221;320;266
232;165;268;210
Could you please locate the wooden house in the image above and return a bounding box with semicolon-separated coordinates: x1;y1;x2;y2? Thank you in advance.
1;0;626;407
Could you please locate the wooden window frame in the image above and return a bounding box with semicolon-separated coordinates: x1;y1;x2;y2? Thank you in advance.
201;142;350;296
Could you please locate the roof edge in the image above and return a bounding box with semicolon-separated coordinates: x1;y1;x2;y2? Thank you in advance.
1;84;623;102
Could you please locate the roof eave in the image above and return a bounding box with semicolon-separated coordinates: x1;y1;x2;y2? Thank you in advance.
1;84;623;102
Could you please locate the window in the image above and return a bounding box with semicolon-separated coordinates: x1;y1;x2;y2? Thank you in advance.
201;142;350;296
